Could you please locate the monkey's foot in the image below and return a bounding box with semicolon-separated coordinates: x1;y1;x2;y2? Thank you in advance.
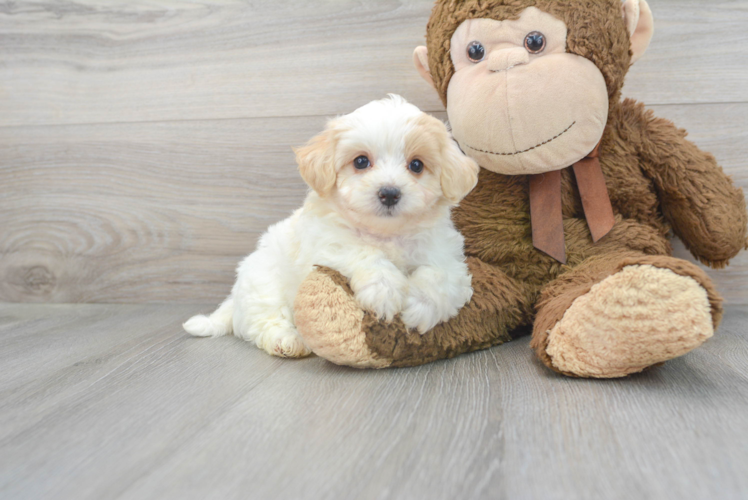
545;265;714;378
294;267;392;368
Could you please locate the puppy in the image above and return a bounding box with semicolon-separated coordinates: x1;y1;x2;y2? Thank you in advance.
183;95;479;357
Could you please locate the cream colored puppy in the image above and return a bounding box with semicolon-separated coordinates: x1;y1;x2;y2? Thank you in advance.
183;95;479;357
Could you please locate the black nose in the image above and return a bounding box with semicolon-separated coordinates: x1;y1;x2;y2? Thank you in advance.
378;186;401;207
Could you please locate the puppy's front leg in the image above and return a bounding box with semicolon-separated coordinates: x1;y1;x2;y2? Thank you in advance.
348;257;409;323
403;263;473;334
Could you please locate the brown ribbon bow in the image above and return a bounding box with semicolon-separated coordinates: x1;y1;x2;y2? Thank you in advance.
528;142;615;263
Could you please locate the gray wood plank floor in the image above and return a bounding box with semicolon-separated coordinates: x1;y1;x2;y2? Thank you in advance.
1;303;747;500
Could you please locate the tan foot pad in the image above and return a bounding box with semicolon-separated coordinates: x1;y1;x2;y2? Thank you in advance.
294;268;390;369
546;265;714;378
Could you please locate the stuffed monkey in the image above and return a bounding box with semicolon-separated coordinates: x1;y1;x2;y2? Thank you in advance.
293;0;747;378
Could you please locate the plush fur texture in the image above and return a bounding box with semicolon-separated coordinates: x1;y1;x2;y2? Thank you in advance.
293;0;748;376
184;96;479;357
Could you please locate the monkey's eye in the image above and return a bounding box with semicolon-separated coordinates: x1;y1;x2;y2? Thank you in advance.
524;32;546;54
467;41;486;62
354;155;371;170
408;159;424;174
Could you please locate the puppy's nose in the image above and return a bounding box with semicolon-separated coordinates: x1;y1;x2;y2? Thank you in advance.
378;186;401;207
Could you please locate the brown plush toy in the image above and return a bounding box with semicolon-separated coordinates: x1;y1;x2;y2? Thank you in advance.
293;0;748;378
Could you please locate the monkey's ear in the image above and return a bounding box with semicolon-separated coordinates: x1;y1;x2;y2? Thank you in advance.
294;124;339;197
622;0;654;64
413;46;435;89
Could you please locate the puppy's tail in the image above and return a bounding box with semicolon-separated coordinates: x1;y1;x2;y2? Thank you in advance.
183;296;234;338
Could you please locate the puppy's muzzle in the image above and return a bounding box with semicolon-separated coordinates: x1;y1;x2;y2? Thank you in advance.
378;186;401;207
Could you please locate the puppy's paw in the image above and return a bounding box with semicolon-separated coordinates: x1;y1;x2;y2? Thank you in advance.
402;293;441;334
353;273;408;323
256;328;312;358
403;266;473;334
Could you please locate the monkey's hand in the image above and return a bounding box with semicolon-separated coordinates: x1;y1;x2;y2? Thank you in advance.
627;99;747;268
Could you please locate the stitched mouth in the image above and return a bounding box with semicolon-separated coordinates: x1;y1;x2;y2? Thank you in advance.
465;121;576;157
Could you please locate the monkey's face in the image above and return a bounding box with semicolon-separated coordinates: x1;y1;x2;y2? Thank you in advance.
446;7;609;175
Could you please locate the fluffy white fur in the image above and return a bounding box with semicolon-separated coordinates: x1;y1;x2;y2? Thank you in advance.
184;95;479;357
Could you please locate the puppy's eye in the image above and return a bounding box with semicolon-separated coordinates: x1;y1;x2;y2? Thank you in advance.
408;159;424;174
353;155;370;170
524;32;546;54
467;41;485;63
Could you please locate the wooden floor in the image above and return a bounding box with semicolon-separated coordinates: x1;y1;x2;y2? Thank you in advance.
1;303;747;500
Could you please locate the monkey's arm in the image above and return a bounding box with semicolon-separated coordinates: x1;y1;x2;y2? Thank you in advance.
294;259;532;368
623;99;748;268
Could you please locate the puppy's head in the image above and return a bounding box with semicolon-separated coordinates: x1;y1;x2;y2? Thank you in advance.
294;95;479;232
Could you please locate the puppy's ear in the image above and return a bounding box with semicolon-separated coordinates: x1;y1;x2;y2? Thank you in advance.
440;139;479;204
294;122;340;197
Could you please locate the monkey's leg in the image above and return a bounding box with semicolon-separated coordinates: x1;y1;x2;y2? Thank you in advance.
531;252;723;378
294;257;534;368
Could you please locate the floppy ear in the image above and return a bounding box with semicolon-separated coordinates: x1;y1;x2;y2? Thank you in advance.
294;123;339;197
440;139;480;204
413;46;435;89
622;0;654;64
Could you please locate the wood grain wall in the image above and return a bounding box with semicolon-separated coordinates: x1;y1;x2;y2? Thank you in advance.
1;0;747;304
